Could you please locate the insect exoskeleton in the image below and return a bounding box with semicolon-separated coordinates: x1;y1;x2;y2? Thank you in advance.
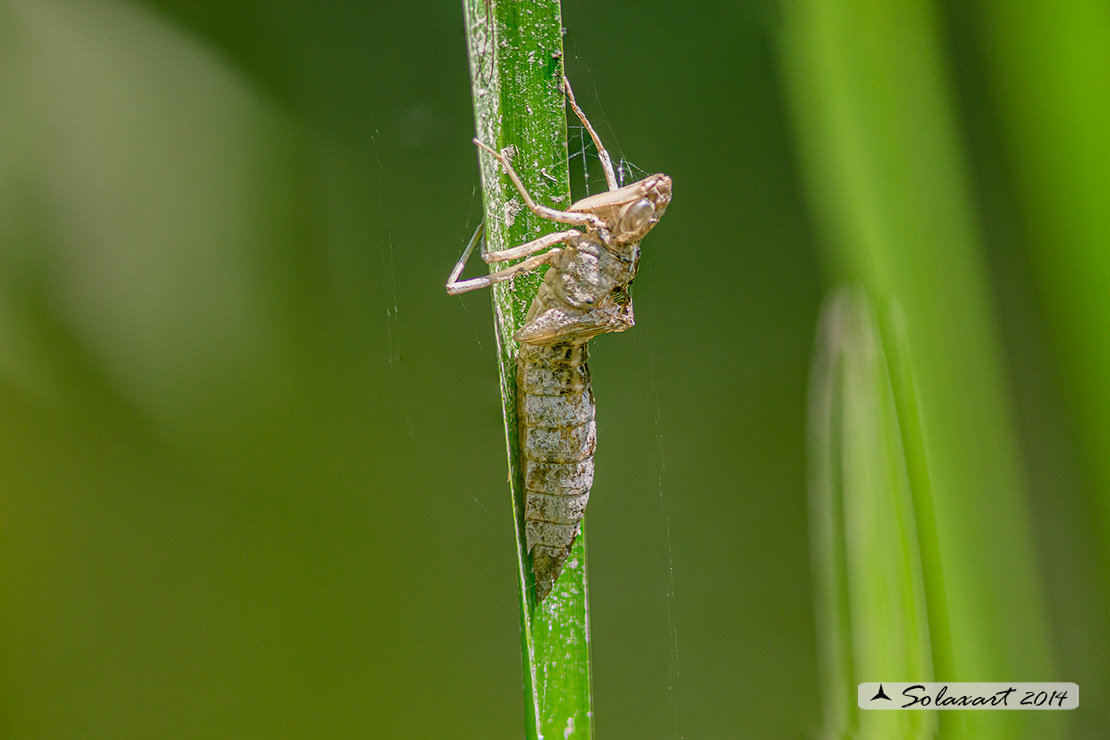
446;75;671;600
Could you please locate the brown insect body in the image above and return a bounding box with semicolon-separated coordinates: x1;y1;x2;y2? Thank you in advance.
446;77;671;600
516;176;670;599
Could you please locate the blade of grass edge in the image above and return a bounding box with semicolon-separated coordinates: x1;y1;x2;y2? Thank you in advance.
808;288;937;740
462;2;594;738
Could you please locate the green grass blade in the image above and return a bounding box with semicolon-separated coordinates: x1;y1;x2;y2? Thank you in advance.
462;2;593;738
972;0;1110;593
809;288;937;740
780;1;1061;738
970;3;1110;724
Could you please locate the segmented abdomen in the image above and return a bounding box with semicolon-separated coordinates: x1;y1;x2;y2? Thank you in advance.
517;340;596;600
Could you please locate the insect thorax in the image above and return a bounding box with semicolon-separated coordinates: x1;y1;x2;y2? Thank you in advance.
514;238;640;346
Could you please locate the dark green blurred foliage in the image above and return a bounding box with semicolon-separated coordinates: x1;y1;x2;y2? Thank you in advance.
0;0;1105;738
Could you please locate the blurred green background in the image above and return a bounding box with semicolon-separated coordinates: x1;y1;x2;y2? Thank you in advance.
1;0;1106;738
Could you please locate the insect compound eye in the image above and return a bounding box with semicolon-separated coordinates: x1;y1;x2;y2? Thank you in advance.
619;198;655;234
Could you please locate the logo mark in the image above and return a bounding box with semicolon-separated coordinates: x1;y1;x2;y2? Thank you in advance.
870;684;892;702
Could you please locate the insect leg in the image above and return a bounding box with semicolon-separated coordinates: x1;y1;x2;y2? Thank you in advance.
562;74;618;191
446;220;486;294
474;140;607;233
446;246;562;296
483;229;580;263
447;225;578;294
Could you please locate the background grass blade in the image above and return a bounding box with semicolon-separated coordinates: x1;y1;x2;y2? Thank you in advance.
968;6;1110;725
780;1;1062;737
809;288;937;740
462;2;593;737
971;2;1110;549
